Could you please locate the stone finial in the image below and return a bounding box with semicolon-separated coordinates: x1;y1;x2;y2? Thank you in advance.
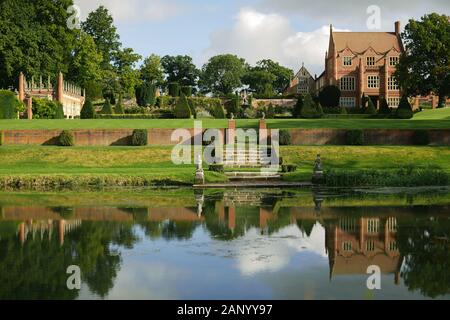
195;155;205;185
262;112;266;120
230;113;234;120
312;154;324;184
314;154;322;172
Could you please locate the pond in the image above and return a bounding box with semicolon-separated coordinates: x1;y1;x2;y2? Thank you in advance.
0;188;449;300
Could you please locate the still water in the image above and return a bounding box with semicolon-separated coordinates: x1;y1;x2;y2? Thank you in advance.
0;188;449;300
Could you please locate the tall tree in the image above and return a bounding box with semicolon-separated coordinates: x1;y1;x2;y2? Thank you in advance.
140;54;164;85
242;69;276;96
113;48;142;98
395;13;450;107
161;55;199;87
255;59;294;94
0;0;77;88
200;54;246;95
81;6;121;69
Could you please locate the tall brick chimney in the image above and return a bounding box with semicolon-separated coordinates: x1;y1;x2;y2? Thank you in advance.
395;21;401;35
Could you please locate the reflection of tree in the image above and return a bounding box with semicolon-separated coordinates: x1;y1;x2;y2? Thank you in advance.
397;218;450;298
139;221;200;241
0;221;139;299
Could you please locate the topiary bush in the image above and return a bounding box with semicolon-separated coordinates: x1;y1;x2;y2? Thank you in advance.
168;82;180;97
396;95;414;119
59;130;74;147
174;94;192;119
319;85;341;108
301;94;321;119
292;95;304;118
279;129;292;146
209;164;224;173
346;129;364;145
379;96;391;115
0;131;4;146
114;96;125;114
212;101;226;119
366;98;377;115
136;82;156;107
80;99;95;119
100;99;114;115
181;86;192;97
131;129;148;146
412;130;430;146
54;102;65;119
281;164;298;173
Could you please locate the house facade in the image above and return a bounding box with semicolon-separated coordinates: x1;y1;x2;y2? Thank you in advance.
284;63;316;96
324;22;404;109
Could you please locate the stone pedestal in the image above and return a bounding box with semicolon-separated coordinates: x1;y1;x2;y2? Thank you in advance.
227;119;236;144
26;97;33;120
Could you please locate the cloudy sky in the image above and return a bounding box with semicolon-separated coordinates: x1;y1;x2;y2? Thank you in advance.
73;0;449;75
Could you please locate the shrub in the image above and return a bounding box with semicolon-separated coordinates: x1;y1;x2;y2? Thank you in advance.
209;164;224;173
319;85;341;108
181;86;192;96
340;107;348;115
301;94;321;119
379;96;391;115
100;99;114;114
413;130;430;146
279;130;292;146
0;90;22;119
136;82;156;107
156;96;175;108
346;129;364;145
212;101;226;119
225;96;241;119
187;99;197;119
0;131;4;146
168;82;180;97
80;99;95;119
281;164;298;173
266;104;275;119
316;102;324;117
32;98;64;119
114;97;125;114
396;95;414;119
174;94;192;119
366;98;377;115
131;129;148;146
59;130;74;147
292;95;304;118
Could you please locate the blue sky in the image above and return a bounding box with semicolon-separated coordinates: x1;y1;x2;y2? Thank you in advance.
74;0;449;75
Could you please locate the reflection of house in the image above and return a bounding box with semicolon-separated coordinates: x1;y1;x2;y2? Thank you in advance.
18;72;85;119
18;220;82;245
326;217;402;284
284;63;316;96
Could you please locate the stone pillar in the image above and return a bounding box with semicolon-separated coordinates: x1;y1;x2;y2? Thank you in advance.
18;72;25;102
59;220;65;246
358;58;364;108
432;95;438;109
228;207;235;231
227;119;236;145
26;97;33;120
259;119;268;144
414;97;420;110
57;72;64;104
384;58;389;108
19;222;25;245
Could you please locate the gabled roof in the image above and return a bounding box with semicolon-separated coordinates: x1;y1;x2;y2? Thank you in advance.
332;31;403;54
294;64;314;80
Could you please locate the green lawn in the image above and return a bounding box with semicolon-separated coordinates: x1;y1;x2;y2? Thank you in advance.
1;145;449;187
0;114;449;130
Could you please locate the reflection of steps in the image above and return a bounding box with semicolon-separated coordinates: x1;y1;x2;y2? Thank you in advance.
223;190;265;206
225;171;281;181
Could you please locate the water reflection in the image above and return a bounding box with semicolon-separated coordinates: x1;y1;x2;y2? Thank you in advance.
0;189;449;300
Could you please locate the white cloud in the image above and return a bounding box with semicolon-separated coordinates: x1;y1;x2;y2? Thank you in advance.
74;0;184;23
204;7;348;75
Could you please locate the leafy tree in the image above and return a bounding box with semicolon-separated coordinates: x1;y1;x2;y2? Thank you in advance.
200;54;246;95
161;55;199;87
396;95;414;119
242;69;276;95
292;95;304;118
319;85;341;108
0;0;77;88
32;99;64;119
0;90;22;119
225;96;241;119
112;48;142;98
69;31;103;89
266;104;275;119
181;86;192;97
395;13;450;108
101;99;114;115
174;94;192;119
255;59;294;94
82;6;121;69
136;82;156;107
80;99;95;119
140;54;164;85
168;82;180;97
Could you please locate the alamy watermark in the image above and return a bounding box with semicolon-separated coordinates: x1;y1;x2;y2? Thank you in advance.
66;5;81;30
66;265;81;290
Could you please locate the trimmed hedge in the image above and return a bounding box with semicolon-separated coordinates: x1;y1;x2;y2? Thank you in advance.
279;130;292;146
131;129;148;146
209;164;224;173
59;130;74;147
32;98;65;119
95;112;175;119
346;130;364;145
80;99;95;119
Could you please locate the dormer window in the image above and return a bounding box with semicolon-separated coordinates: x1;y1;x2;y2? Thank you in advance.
366;57;375;66
343;57;352;66
389;56;399;66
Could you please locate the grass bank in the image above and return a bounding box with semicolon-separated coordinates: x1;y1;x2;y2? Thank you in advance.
1;145;450;189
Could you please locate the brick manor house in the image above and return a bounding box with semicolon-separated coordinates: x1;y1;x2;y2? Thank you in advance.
286;22;406;109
